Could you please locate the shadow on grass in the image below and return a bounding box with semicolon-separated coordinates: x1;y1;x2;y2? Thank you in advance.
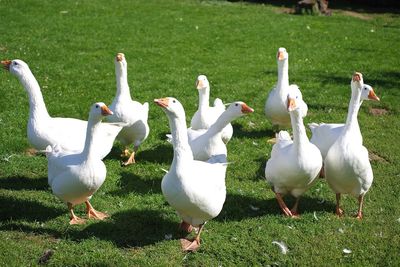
137;143;173;165
0;176;48;191
110;171;162;196
0;195;64;221
232;122;275;139
217;192;336;222
0;207;178;248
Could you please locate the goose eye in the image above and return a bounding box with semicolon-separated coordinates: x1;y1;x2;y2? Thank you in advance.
172;100;176;103
364;87;367;90
296;96;299;99
13;61;18;66
235;103;239;106
95;104;99;108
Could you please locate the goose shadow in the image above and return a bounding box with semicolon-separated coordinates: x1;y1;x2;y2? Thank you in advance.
216;192;336;222
231;122;275;139
0;176;49;191
0;208;179;248
136;143;173;165
110;171;162;196
0;195;65;222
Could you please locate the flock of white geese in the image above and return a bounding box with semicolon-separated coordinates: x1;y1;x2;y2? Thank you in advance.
1;48;380;251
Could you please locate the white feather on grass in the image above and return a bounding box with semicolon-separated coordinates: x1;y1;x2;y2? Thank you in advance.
272;241;289;255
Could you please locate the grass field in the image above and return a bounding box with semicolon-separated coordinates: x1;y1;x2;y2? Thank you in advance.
1;0;399;265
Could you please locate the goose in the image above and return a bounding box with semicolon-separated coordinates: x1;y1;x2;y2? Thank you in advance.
324;72;375;219
155;97;228;251
46;102;113;225
188;101;254;161
107;53;150;166
264;47;308;131
1;59;123;159
265;90;322;217
309;84;380;160
190;75;233;143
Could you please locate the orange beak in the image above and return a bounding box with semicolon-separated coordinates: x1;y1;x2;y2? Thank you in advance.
116;53;124;62
241;103;254;114
352;72;362;82
154;98;169;108
1;60;11;71
277;51;285;61
196;79;204;90
287;97;296;111
101;105;113;116
368;89;380;101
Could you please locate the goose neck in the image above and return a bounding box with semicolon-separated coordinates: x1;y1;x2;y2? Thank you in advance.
290;110;309;151
115;66;132;101
343;88;362;137
277;60;289;91
206;109;233;137
82;118;102;161
168;115;193;167
19;70;50;121
198;87;210;111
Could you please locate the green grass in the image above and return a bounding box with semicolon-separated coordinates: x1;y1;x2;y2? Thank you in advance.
1;0;400;265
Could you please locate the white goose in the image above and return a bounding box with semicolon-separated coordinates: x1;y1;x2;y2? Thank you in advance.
190;75;233;143
324;73;375;219
107;53;150;166
155;97;228;252
1;59;122;159
265;90;322;217
188;101;254;161
264;47;308;130
309;83;380;160
46;102;113;225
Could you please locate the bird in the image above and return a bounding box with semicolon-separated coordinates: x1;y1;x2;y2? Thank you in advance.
309;83;380;160
155;97;228;251
46;102;114;225
324;72;375;219
187;101;254;161
1;59;123;159
264;48;308;132
190;75;233;143
265;89;322;217
107;53;150;166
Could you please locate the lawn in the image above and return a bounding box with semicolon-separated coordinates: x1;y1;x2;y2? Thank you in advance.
0;0;399;266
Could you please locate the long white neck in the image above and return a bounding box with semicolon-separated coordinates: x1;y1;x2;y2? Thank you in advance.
82;117;102;161
198;87;210;111
290;109;309;154
115;64;132;101
342;87;362;139
277;59;289;96
206;109;236;137
18;69;50;121
168;114;193;169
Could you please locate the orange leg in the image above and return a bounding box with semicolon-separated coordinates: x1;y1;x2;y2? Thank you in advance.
356;194;364;220
275;193;293;217
68;203;86;225
181;223;205;252
335;193;344;217
290;197;300;217
85;200;108;220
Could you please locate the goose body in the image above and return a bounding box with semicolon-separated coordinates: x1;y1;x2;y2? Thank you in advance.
309;84;379;159
107;53;149;165
155;97;228;251
324;73;377;219
188;101;254;161
265;90;322;217
264;48;308;129
46;103;113;224
2;59;122;159
190;75;233;143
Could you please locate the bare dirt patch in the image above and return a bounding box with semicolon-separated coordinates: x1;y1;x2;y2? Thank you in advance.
369;151;389;163
369;108;389;116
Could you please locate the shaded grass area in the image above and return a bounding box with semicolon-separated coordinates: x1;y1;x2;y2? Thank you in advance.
0;0;399;265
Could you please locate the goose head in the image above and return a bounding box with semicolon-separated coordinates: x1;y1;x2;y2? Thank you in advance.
154;97;185;119
360;84;380;102
196;75;209;91
277;47;288;62
114;52;127;72
226;101;254;117
286;86;305;114
89;102;113;121
1;59;30;77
